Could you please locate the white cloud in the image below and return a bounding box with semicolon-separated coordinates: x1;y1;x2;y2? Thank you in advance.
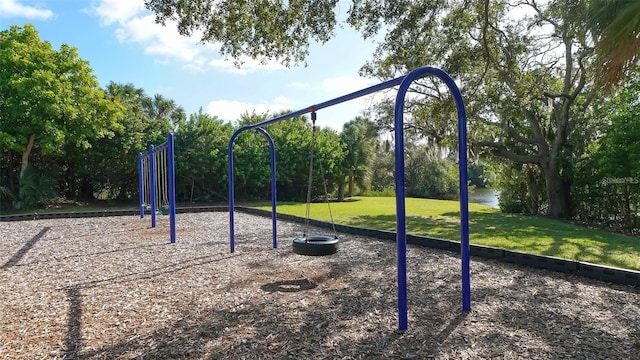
273;96;295;105
0;0;54;19
209;56;286;75
322;75;374;94
287;81;310;88
180;54;207;72
113;14;203;63
206;100;292;121
154;58;170;65
90;0;286;74
93;0;145;25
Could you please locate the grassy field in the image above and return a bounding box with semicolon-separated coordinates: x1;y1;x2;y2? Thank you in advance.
255;196;640;271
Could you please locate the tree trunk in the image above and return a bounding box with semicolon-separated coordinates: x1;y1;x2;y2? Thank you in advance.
20;134;35;180
347;170;354;197
79;176;94;200
526;165;540;214
337;179;345;202
543;162;572;219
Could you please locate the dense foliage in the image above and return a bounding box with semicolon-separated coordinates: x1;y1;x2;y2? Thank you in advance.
0;21;468;212
572;74;640;233
3;3;640;234
0;23;357;210
142;0;640;224
0;24;124;209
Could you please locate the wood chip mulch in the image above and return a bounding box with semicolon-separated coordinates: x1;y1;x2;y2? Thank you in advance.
1;212;639;359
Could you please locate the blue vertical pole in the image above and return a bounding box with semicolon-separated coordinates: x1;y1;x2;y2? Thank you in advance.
257;128;277;249
149;144;157;228
452;88;472;313
270;146;277;249
138;152;144;219
228;127;278;252
228;131;239;253
168;133;177;244
394;84;409;332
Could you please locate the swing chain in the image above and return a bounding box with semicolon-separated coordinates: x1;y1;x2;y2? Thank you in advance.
303;111;338;240
303;113;316;238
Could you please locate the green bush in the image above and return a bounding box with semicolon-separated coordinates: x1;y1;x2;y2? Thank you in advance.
17;168;58;210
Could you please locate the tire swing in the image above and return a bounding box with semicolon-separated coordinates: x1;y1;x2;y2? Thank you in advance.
292;111;339;256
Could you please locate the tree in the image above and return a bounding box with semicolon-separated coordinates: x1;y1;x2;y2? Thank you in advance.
79;82;170;201
573;72;640;232
370;139;395;193
356;0;598;219
145;0;339;66
145;0;626;219
0;24;123;205
589;0;640;91
404;141;458;199
228;112;345;202
338;116;377;200
174;108;233;202
142;93;186;129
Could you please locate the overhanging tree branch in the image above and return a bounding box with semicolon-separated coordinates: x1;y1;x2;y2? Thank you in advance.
476;140;543;164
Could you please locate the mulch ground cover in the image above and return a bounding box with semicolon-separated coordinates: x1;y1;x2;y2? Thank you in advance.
1;212;639;359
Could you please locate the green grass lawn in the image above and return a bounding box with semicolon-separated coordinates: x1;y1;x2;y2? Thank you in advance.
255;196;640;271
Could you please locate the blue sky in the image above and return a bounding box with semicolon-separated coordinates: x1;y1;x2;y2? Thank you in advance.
0;0;383;131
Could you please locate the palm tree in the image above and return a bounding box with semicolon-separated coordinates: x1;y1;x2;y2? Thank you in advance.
338;117;377;200
142;93;186;130
589;0;640;91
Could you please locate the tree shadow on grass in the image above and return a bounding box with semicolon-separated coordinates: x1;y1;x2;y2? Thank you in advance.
345;211;640;270
458;211;640;270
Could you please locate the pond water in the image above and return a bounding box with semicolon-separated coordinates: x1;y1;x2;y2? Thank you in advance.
438;187;499;208
468;187;499;208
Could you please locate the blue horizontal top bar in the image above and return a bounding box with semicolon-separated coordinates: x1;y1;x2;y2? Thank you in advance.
238;75;406;131
153;141;169;152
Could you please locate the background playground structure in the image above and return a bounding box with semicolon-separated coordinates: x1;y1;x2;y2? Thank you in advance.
138;133;177;243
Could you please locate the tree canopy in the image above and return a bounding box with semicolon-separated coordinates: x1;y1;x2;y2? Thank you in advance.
145;0;339;66
142;0;639;218
0;24;123;186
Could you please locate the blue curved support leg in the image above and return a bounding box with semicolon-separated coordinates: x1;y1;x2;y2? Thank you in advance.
256;127;278;249
394;66;471;331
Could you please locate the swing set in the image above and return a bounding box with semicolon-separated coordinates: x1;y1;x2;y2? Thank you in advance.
227;66;471;331
138;133;177;244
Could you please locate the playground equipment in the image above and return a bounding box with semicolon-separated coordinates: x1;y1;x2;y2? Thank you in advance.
138;133;177;244
227;66;470;331
292;111;340;256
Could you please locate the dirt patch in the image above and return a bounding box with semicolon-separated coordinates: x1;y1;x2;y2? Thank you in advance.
1;212;639;359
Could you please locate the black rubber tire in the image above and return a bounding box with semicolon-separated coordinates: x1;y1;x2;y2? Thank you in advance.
292;235;339;256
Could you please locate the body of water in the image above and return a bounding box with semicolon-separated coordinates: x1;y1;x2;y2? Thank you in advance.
468;187;499;208
439;187;499;208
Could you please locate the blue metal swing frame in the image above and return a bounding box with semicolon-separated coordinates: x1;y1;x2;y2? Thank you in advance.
227;66;471;331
